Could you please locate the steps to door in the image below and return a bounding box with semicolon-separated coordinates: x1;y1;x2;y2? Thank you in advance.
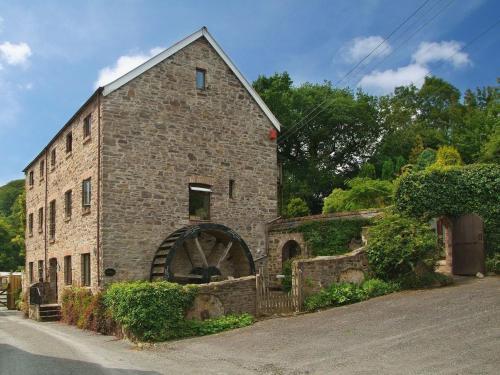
38;304;61;322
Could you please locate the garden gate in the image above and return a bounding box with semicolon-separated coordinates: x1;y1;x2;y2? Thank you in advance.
255;267;302;316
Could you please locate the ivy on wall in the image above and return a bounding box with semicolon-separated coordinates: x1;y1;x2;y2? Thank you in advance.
394;164;500;254
294;218;372;256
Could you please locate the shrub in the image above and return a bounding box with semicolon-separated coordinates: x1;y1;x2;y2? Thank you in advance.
186;314;254;336
323;178;393;213
397;272;453;289
304;278;398;311
104;281;197;342
295;218;371;256
415;148;436;170
480;127;500;164
284;197;310;218
359;163;376;179
61;287;93;327
486;254;500;274
433;145;463;167
366;213;438;281
395;164;500;255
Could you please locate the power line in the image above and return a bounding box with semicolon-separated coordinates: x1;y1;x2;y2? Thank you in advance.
277;0;432;143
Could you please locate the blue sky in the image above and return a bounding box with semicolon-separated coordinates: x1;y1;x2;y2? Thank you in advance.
0;0;498;185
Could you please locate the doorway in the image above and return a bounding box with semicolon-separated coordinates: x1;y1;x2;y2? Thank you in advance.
48;258;58;303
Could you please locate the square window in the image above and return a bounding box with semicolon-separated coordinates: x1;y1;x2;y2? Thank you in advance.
40;160;45;178
65;190;72;218
189;184;211;220
66;132;73;153
83;115;91;138
29;171;34;187
82;178;91;208
196;68;206;90
81;253;91;286
38;207;44;233
38;260;44;282
64;256;72;285
28;213;33;235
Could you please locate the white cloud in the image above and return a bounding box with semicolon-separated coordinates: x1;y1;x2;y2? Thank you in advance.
342;36;392;63
94;47;164;88
359;63;429;94
0;41;32;65
412;41;470;67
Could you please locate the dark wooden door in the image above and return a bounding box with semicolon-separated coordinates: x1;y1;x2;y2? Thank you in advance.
452;214;485;275
48;258;58;302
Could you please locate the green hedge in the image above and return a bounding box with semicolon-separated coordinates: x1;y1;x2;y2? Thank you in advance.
294;218;371;256
395;164;500;254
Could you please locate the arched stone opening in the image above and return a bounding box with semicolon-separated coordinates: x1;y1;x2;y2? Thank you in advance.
281;240;301;267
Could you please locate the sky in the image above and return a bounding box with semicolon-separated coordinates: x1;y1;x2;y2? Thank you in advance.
0;0;498;185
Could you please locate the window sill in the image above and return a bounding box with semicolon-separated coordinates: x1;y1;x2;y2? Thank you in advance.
38;229;43;234
29;185;34;190
66;151;73;159
189;217;211;224
82;207;91;216
39;178;44;184
49;238;55;244
64;216;72;222
83;136;92;145
28;233;33;238
50;166;55;172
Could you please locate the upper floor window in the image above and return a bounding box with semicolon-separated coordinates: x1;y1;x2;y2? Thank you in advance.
38;207;44;233
229;179;235;199
38;260;44;282
28;262;34;284
29;171;34;187
65;190;73;218
82;178;91;210
66;132;73;153
50;148;56;168
196;68;206;90
49;200;56;240
40;160;45;179
189;184;211;221
83;114;91;139
81;253;91;286
64;256;72;285
28;213;33;235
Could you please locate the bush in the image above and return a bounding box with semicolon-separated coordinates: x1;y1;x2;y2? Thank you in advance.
61;287;93;327
415;148;436;170
486;254;500;274
323;178;393;213
104;281;197;342
186;314;254;336
381;159;394;180
394;156;406;176
366;213;438;281
397;272;453;289
295;218;371;256
304;278;398;311
433;145;463;167
284;197;310;218
395;164;500;255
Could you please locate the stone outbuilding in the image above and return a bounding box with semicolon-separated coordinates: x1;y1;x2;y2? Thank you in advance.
23;27;281;302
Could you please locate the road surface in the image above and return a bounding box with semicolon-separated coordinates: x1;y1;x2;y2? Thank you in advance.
1;277;499;374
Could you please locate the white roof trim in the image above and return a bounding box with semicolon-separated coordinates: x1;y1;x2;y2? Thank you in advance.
102;27;281;131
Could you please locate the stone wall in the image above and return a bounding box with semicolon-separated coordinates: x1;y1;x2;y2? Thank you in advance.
292;248;369;296
186;276;256;319
24;97;101;297
100;36;278;284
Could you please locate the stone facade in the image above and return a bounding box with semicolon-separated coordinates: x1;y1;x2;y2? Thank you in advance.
24;32;278;299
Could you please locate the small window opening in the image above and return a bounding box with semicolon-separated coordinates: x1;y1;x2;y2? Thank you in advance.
196;68;206;90
229;179;235;199
66;132;73;153
189;184;211;220
81;253;91;286
83;114;91;138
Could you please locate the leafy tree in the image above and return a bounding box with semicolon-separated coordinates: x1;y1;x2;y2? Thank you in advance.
323;178;393;213
394;156;406;176
0;180;25;271
0;179;24;217
359;163;376;179
408;135;424;164
480;126;500;164
283;197;310;218
254;73;381;213
381;159;394;180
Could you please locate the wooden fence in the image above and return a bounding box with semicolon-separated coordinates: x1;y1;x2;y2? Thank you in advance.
0;273;22;310
256;267;303;316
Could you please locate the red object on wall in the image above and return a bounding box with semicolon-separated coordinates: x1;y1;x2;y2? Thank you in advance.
268;128;278;141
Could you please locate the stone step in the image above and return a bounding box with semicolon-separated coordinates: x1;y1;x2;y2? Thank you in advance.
39;314;61;322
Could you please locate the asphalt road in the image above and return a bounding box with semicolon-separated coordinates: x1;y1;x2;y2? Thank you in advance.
1;277;499;375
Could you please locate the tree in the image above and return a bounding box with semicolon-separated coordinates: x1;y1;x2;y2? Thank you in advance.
394;156;406;176
359;163;376;179
0;180;25;271
254;73;381;213
434;145;463;167
409;135;424;164
0;179;24;217
415;148;436;170
283;197;310;218
480;127;500;164
381;159;395;180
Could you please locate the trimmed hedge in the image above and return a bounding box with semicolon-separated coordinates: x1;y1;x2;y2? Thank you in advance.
395;164;500;254
294;218;371;256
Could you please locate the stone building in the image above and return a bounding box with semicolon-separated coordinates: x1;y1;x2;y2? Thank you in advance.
23;27;281;300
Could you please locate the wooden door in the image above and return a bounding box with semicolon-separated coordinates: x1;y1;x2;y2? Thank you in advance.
452;214;485;275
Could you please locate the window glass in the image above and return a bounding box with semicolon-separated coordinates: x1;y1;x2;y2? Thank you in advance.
196;69;206;90
189;184;211;220
82;179;91;207
64;256;72;285
83;115;91;138
49;200;56;239
66;132;73;153
65;190;72;218
81;253;91;286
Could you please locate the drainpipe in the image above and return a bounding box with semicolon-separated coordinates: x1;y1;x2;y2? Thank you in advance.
96;91;102;287
44;149;48;282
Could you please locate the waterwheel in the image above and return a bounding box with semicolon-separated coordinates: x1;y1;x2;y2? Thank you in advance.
150;224;255;284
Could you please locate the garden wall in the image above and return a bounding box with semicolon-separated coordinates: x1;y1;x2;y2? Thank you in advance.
292;248;369;296
187;276;257;319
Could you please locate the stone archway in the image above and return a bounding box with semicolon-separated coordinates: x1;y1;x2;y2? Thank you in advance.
281;240;301;267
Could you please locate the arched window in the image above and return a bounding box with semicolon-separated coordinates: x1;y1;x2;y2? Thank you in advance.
282;240;301;267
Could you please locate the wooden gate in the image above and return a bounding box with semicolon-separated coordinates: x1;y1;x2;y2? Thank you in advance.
452;214;485;275
0;273;22;310
256;267;302;316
